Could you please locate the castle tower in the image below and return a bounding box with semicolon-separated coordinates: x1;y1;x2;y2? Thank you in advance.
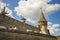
38;9;50;34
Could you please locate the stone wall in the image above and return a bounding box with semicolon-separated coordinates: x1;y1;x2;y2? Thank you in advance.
0;14;39;33
0;29;57;40
57;36;60;40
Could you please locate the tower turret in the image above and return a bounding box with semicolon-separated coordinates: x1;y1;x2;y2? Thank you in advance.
20;18;26;23
0;7;7;15
20;18;26;31
38;9;50;34
0;7;7;22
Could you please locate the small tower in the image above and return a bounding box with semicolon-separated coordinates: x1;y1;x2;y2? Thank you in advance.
20;18;26;31
0;7;7;15
20;18;26;23
0;7;7;22
38;9;50;34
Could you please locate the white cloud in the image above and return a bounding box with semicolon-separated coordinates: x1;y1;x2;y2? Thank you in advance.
0;2;6;9
45;4;60;14
5;7;13;18
48;22;60;36
48;22;52;25
0;1;13;18
14;0;60;22
0;0;1;2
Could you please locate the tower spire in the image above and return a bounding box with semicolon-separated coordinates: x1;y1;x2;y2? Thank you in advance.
38;8;50;35
40;8;46;21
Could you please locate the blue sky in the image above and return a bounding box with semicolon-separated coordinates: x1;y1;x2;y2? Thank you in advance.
1;0;60;36
48;0;60;24
2;0;22;19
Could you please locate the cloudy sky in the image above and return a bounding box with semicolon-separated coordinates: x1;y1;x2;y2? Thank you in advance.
0;0;60;36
